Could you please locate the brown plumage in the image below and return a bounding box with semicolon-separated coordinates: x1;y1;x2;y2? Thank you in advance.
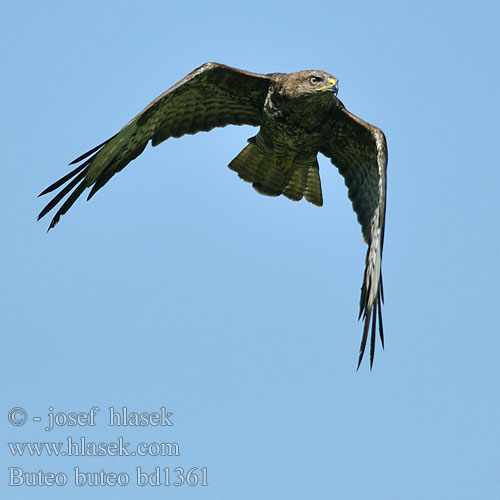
38;62;388;368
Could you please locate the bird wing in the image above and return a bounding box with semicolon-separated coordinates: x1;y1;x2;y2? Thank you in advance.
38;62;271;229
319;101;387;369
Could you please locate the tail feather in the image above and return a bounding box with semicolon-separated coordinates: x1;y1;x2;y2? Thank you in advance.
237;145;261;183
283;167;306;201
255;162;290;196
252;155;275;192
304;162;323;206
228;140;323;205
228;142;259;183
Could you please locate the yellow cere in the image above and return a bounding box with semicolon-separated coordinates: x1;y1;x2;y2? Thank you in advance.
316;78;337;92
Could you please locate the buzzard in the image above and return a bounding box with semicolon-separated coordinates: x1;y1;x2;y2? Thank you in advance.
38;62;387;368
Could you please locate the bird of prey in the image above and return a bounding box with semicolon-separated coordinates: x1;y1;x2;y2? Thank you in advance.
38;62;387;368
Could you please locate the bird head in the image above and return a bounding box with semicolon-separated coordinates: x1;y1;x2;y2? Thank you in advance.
281;70;338;98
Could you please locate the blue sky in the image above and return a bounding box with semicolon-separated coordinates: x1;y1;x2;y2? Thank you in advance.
2;1;499;499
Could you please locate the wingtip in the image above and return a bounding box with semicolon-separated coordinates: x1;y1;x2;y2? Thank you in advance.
38;185;55;197
37;204;59;231
369;305;377;368
356;311;370;370
378;295;385;349
42;214;59;232
356;353;364;371
48;217;58;231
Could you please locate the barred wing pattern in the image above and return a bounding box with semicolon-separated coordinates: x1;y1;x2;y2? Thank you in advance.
38;63;271;229
320;103;387;369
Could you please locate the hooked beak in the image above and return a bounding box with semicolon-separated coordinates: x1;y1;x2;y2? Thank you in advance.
316;78;338;95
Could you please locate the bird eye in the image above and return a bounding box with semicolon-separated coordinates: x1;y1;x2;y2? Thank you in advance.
309;76;322;85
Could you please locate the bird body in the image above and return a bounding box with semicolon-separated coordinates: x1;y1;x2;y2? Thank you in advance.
38;62;387;368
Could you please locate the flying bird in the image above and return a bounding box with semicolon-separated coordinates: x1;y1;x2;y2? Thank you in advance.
38;62;387;368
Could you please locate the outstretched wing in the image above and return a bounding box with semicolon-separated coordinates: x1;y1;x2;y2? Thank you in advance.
38;62;271;229
320;101;387;369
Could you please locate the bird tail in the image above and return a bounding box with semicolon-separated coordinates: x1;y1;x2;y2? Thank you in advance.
228;138;323;206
